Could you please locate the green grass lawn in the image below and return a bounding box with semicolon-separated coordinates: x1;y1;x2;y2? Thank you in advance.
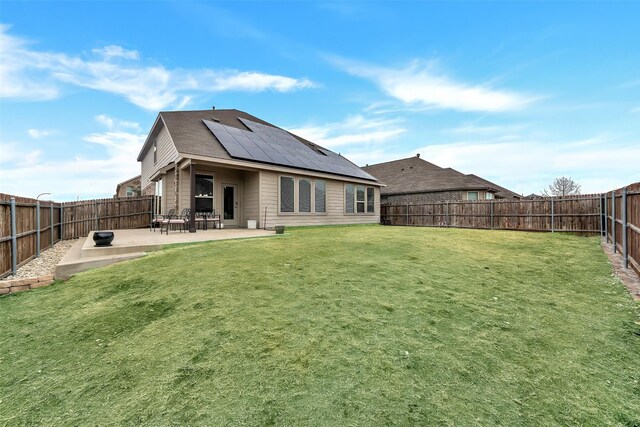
1;225;639;426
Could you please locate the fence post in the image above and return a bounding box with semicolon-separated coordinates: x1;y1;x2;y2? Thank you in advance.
10;197;17;276
446;202;449;227
95;200;99;231
550;198;554;233
405;203;409;226
50;202;54;246
60;205;64;240
598;195;603;237
612;191;616;253
36;200;41;256
490;200;494;230
604;193;608;242
622;188;628;268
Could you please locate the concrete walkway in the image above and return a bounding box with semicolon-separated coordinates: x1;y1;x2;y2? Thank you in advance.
55;228;275;279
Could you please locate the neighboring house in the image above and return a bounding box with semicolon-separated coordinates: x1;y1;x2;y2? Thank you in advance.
114;175;141;198
137;109;381;229
362;155;521;204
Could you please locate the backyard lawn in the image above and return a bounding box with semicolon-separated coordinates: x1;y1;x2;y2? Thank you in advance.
1;225;638;425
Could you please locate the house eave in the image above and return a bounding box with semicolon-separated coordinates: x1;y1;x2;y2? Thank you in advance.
179;153;383;186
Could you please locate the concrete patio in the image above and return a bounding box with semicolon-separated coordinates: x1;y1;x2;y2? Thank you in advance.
55;228;276;279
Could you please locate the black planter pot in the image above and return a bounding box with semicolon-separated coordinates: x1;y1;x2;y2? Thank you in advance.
93;231;114;247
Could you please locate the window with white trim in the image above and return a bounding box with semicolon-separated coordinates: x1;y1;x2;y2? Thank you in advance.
280;176;295;213
345;184;355;213
126;186;135;197
345;184;375;214
485;192;494;200
467;191;479;201
299;179;311;213
195;174;214;212
153;140;157;164
315;180;326;213
279;176;328;214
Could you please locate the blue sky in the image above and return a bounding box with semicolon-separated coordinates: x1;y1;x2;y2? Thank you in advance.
1;1;638;201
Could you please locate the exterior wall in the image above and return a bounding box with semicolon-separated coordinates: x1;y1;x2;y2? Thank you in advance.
115;176;141;198
175;165;247;226
243;171;260;227
140;124;179;191
382;190;496;204
260;170;380;228
463;190;494;201
382;191;463;204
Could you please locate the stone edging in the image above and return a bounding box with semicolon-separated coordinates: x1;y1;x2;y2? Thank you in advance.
0;275;55;295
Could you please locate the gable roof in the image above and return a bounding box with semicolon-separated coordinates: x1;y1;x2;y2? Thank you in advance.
138;109;376;181
361;156;520;198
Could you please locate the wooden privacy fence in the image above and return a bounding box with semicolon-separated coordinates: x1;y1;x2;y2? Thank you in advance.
0;194;153;278
604;182;640;278
381;194;602;233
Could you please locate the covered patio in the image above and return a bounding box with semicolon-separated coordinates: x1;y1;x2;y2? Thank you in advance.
55;228;276;279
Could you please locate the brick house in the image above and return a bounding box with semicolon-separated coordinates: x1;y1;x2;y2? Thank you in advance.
362;155;521;204
114;175;142;198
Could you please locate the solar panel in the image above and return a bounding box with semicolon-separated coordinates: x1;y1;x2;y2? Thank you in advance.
202;118;376;181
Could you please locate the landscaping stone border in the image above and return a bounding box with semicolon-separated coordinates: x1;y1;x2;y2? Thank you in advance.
0;274;55;295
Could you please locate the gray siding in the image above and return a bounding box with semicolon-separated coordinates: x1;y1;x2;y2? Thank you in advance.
243;171;260;228
260;170;380;227
140;124;179;192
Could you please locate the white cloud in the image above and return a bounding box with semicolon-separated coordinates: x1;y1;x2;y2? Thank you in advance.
0;131;145;201
449;123;528;135
288;115;405;148
1;25;316;110
410;137;640;194
95;114;140;131
333;57;535;112
27;128;56;139
92;45;139;60
0;141;42;164
0;24;60;100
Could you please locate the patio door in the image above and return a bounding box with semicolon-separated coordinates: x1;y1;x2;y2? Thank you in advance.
222;184;238;226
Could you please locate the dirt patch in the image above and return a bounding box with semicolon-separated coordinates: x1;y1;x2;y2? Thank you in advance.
601;238;640;301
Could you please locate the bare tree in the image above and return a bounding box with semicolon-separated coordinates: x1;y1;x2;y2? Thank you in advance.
541;177;581;197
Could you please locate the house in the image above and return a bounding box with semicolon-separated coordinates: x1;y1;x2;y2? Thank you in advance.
114;175;142;198
137;109;381;229
361;155;521;204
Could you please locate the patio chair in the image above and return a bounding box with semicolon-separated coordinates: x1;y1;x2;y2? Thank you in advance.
161;208;190;234
151;209;175;232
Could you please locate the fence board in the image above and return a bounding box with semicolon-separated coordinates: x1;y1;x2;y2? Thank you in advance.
381;195;603;233
1;194;153;278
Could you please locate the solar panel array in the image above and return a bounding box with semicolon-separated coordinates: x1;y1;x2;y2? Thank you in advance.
202;118;376;181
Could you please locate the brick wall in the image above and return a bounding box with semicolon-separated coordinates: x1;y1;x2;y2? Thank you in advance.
382;191;463;204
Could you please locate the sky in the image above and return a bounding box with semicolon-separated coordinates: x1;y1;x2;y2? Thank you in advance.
1;1;639;201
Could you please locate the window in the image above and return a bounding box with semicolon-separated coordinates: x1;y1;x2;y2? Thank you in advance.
485;192;494;200
315;180;326;213
367;187;375;213
356;185;365;213
153;140;157;164
126;186;135;197
345;184;375;214
345;184;355;213
280;176;295;213
467;191;479;201
299;179;311;213
195;174;214;212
